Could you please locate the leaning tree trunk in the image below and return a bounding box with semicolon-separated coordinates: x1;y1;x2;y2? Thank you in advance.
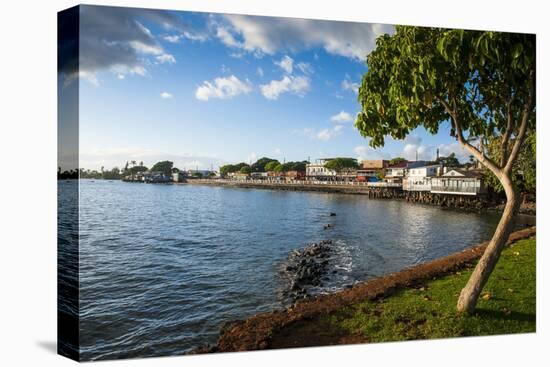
456;174;521;313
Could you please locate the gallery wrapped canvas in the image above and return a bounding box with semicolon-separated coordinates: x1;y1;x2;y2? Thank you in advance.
58;4;536;362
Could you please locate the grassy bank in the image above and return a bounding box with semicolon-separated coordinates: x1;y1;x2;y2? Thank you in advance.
270;237;535;347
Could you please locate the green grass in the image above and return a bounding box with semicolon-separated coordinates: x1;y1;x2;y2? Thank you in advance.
324;237;536;341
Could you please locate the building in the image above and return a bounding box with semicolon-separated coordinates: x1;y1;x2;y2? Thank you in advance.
228;172;249;180
357;159;388;182
430;169;486;195
284;170;306;181
384;161;408;183
186;169;214;178
306;159;338;181
403;164;441;191
251;172;269;179
172;171;187;183
144;171;172;183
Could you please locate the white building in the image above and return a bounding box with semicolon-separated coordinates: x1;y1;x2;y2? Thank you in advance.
306;159;338;180
430;169;486;195
403;164;441;191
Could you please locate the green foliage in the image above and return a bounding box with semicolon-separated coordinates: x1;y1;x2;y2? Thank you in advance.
240;166;252;174
220;162;249;177
150;160;173;175
324;158;359;173
273;164;284;173
128;165;148;174
282;161;308;172
389;157;407;165
355;26;535;150
265;160;281;172
192;172;203;178
484;130;536;193
251;157;279;172
436;153;460;168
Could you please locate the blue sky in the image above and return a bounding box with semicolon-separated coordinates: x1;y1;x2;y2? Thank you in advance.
61;5;469;171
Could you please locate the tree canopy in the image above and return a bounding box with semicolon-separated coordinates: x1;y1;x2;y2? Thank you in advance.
435;153;460;168
220;162;250;177
240;166;252;174
484;129;536;193
355;27;535;170
324;158;359;173
150;161;173;175
389;157;407;165
264;160;281;172
128;165;148;174
251;157;279;172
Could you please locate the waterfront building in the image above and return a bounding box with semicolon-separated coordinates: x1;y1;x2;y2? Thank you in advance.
251;172;269;179
228;172;249;180
284;170;306;181
384;161;408;183
430;169;486;195
357;159;388;182
172;171;187;183
306;159;338;181
403;164;441;191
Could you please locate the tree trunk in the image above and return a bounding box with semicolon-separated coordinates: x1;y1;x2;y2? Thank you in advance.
456;174;521;313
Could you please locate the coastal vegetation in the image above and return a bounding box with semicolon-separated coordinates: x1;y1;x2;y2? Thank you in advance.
323;158;359;174
355;27;535;313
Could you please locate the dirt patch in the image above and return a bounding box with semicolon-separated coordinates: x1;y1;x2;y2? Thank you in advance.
195;226;535;353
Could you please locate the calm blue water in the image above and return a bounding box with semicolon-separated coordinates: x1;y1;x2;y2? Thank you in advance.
62;179;512;360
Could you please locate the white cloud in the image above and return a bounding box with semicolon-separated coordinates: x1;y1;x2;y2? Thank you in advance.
275;55;294;74
260;75;310;100
195;75;252;101
330;111;354;123
437;143;471;162
296;62;314;75
214;14;394;61
163;31;208;43
317;125;343;141
354;145;390;161
256;67;264;77
182;31;209;42
342;77;360;94
298;125;343;141
61;6;188;85
163;34;181;43
274;148;282;155
160;92;173;99
156;53;176;64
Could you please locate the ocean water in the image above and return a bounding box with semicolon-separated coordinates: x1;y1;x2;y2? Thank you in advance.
59;179;515;360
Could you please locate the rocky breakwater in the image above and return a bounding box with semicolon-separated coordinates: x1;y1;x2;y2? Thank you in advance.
279;240;335;305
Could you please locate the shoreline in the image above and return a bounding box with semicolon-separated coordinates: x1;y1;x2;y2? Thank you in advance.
193;226;536;353
184;179;535;215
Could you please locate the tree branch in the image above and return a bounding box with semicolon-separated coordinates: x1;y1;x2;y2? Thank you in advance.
435;95;503;178
500;97;514;166
504;70;535;175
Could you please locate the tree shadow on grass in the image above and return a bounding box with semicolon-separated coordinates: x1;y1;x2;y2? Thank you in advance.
475;308;536;323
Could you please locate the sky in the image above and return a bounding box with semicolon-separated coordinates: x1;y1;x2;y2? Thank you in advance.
58;5;470;171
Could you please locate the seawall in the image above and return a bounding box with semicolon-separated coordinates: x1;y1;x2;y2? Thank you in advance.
186;179;491;211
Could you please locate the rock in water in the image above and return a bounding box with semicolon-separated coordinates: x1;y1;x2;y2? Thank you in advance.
279;240;334;304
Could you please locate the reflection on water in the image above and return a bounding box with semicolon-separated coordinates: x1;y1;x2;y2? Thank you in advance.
59;179;517;360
